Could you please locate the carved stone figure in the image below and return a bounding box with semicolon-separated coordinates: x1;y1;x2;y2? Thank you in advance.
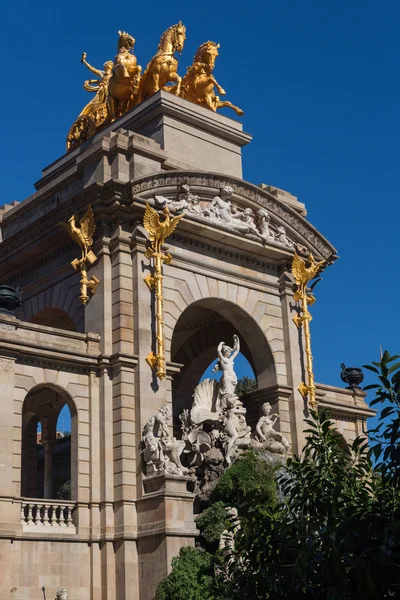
221;396;251;465
254;402;290;455
257;208;274;241
136;22;186;103
55;590;68;600
213;334;240;397
142;405;187;475
276;225;294;248
190;378;220;426
179;41;244;116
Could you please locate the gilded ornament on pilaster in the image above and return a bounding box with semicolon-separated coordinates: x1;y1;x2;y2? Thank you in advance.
143;203;183;380
59;205;100;305
291;252;325;409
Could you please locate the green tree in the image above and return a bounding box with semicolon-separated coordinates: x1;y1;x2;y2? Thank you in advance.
155;547;222;600
364;350;400;484
235;376;257;397
224;410;400;599
211;450;276;510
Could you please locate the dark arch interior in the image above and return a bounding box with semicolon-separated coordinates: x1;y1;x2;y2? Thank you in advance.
31;307;77;332
171;299;277;432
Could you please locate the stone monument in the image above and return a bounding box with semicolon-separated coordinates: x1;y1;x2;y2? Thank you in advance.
0;21;374;600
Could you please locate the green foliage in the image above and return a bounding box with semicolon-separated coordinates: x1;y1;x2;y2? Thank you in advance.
364;350;400;484
212;451;277;509
224;410;400;599
235;376;257;397
155;547;222;600
195;501;229;548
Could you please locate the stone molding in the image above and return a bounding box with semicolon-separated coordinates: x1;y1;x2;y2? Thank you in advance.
131;171;337;260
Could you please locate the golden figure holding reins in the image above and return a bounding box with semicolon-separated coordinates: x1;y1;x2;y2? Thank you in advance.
60;205;100;305
291;252;325;410
67;31;141;150
67;23;244;150
108;31;142;120
143;203;183;380
179;41;243;116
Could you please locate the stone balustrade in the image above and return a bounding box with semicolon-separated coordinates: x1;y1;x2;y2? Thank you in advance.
20;499;76;533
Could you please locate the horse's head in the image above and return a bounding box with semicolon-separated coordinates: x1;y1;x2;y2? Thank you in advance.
117;30;135;51
166;21;186;53
194;41;220;69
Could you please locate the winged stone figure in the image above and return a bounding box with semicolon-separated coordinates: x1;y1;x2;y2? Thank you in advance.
291;252;325;291
60;204;96;263
143;203;183;253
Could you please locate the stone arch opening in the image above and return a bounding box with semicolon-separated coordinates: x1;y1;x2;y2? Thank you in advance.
30;307;77;332
21;385;78;500
171;298;277;432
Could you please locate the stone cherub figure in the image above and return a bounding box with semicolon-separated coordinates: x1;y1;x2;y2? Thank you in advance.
213;334;240;397
254;402;290;455
222;396;251;465
142;405;187;475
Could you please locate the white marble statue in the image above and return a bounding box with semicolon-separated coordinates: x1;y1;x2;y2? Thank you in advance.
222;396;252;465
257;208;274;241
142;405;187;475
150;185;301;250
213;334;240;397
276;225;294;248
55;590;68;600
254;402;290;455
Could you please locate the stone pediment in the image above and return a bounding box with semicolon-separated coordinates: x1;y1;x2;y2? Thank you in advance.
132;171;337;261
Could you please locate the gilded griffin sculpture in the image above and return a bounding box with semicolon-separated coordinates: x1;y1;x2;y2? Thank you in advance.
60;205;100;305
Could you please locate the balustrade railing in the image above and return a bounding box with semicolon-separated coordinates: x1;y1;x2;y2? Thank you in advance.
20;499;76;532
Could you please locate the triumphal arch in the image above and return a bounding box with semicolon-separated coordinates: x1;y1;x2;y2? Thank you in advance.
0;24;373;600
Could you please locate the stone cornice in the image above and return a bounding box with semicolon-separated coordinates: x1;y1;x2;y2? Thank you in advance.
131;171;337;261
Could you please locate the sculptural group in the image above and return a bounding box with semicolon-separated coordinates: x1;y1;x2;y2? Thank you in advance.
67;24;243;150
142;334;290;501
154;184;307;252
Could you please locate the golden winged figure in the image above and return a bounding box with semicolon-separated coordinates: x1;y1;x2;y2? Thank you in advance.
60;204;96;261
143;203;183;253
291;252;325;290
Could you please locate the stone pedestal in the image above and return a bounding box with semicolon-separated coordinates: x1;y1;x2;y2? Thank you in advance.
137;474;198;600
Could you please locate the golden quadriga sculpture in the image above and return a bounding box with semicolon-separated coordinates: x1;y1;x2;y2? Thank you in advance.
143;203;183;380
67;24;243;150
291;252;325;410
60;205;100;305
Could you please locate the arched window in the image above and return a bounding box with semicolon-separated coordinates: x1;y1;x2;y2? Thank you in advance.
21;386;77;500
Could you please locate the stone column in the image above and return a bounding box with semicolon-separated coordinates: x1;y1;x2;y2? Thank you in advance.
42;440;54;499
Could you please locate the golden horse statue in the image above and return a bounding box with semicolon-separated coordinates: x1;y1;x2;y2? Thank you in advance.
179;41;243;116
136;22;186;104
108;31;142;120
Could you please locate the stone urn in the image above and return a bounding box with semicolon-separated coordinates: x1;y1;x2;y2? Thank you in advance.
340;363;364;390
0;285;22;315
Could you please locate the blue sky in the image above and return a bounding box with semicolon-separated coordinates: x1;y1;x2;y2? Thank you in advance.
2;1;399;418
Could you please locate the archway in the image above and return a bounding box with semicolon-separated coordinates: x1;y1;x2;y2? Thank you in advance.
21;385;77;500
171;299;276;432
30;308;77;332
